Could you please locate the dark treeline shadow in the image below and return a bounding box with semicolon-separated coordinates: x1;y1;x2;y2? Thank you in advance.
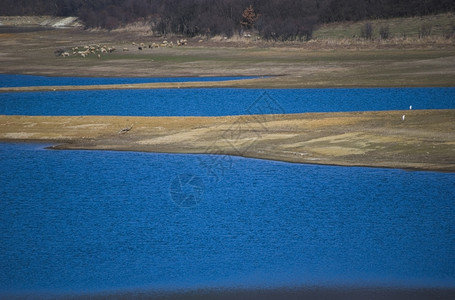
0;0;454;40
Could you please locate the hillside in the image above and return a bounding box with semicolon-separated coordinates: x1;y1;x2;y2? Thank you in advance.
0;16;81;27
1;0;454;39
1;13;453;42
314;12;455;40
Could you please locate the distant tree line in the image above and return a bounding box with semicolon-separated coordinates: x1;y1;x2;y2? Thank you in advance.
1;0;454;40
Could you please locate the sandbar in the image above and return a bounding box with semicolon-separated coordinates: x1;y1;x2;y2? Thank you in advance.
1;110;454;172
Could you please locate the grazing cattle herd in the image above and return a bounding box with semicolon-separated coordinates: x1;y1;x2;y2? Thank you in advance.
55;39;188;58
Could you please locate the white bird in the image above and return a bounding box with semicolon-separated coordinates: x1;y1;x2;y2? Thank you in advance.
409;105;412;110
402;115;406;121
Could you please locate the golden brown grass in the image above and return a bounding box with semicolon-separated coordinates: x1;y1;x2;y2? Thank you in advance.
1;110;454;171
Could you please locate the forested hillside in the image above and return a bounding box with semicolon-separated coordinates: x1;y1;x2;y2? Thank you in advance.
1;0;454;40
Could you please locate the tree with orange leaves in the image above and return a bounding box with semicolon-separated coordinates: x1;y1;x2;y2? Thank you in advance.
240;5;258;29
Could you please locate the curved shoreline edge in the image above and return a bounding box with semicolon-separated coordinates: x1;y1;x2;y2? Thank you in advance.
1;110;454;172
0;79;261;93
1;78;454;93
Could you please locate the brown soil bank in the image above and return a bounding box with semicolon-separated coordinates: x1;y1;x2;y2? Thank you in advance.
1;110;454;172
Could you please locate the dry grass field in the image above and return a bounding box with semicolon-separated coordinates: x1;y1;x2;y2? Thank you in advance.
1;15;454;171
1;110;454;171
0;17;454;90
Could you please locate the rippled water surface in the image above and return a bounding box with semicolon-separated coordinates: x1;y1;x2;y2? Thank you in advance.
1;87;454;116
0;74;256;88
0;143;454;294
1;81;454;295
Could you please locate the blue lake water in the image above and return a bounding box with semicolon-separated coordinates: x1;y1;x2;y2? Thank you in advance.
1;87;455;116
0;143;454;295
0;74;257;88
0;80;454;295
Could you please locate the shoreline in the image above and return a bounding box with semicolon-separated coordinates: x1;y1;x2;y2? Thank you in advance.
1;110;454;172
0;78;261;93
0;140;451;173
1;79;455;93
0;28;454;89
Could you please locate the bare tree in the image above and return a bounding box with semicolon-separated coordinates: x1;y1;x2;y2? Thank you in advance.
1;0;454;38
418;23;432;38
379;24;390;39
361;22;373;40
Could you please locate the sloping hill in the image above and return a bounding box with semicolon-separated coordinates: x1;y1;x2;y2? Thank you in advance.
0;16;81;27
314;13;455;40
